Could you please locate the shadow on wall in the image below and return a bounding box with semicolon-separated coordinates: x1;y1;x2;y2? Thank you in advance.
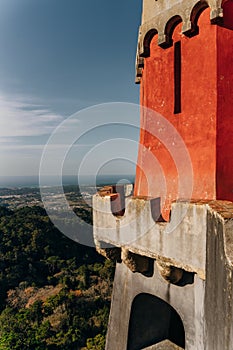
127;293;185;350
222;0;233;30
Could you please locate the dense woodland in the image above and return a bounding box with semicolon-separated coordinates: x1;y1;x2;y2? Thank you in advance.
0;205;115;350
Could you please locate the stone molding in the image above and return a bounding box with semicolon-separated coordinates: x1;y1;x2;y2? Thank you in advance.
135;0;224;82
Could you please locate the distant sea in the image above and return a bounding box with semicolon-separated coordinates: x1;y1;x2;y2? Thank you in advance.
0;175;135;188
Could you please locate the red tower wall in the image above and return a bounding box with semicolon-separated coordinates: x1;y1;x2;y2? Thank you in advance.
135;8;233;219
216;25;233;200
222;0;233;29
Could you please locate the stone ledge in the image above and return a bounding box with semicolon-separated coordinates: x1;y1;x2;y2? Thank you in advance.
93;194;233;279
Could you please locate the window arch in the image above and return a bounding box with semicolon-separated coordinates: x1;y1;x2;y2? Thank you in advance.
185;1;209;37
141;29;158;57
161;15;183;48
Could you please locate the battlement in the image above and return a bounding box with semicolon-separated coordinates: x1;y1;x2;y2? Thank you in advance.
93;186;233;279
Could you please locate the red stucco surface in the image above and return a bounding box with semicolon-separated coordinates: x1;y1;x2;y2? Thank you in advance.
134;8;233;219
222;0;233;29
216;25;233;200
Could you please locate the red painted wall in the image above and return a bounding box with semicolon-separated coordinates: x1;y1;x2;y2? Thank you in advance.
135;8;233;219
222;0;233;29
216;25;233;200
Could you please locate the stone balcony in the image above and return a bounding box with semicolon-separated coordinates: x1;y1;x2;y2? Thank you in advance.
93;186;233;350
93;185;233;349
93;185;233;281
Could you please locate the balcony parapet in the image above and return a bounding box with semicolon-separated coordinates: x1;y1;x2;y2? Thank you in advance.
93;187;233;281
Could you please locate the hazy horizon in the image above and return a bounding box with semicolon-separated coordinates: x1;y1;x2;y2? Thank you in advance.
0;174;135;188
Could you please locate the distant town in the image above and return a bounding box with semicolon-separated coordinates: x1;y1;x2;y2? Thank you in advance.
0;185;97;212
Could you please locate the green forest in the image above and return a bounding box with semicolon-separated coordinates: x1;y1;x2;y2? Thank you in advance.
0;205;115;350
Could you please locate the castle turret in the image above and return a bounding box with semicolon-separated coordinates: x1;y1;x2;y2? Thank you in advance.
135;0;233;219
93;2;233;349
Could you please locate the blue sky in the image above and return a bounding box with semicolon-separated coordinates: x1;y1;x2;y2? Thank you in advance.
0;0;142;178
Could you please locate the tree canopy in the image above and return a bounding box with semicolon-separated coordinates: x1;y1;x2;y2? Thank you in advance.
0;206;114;350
